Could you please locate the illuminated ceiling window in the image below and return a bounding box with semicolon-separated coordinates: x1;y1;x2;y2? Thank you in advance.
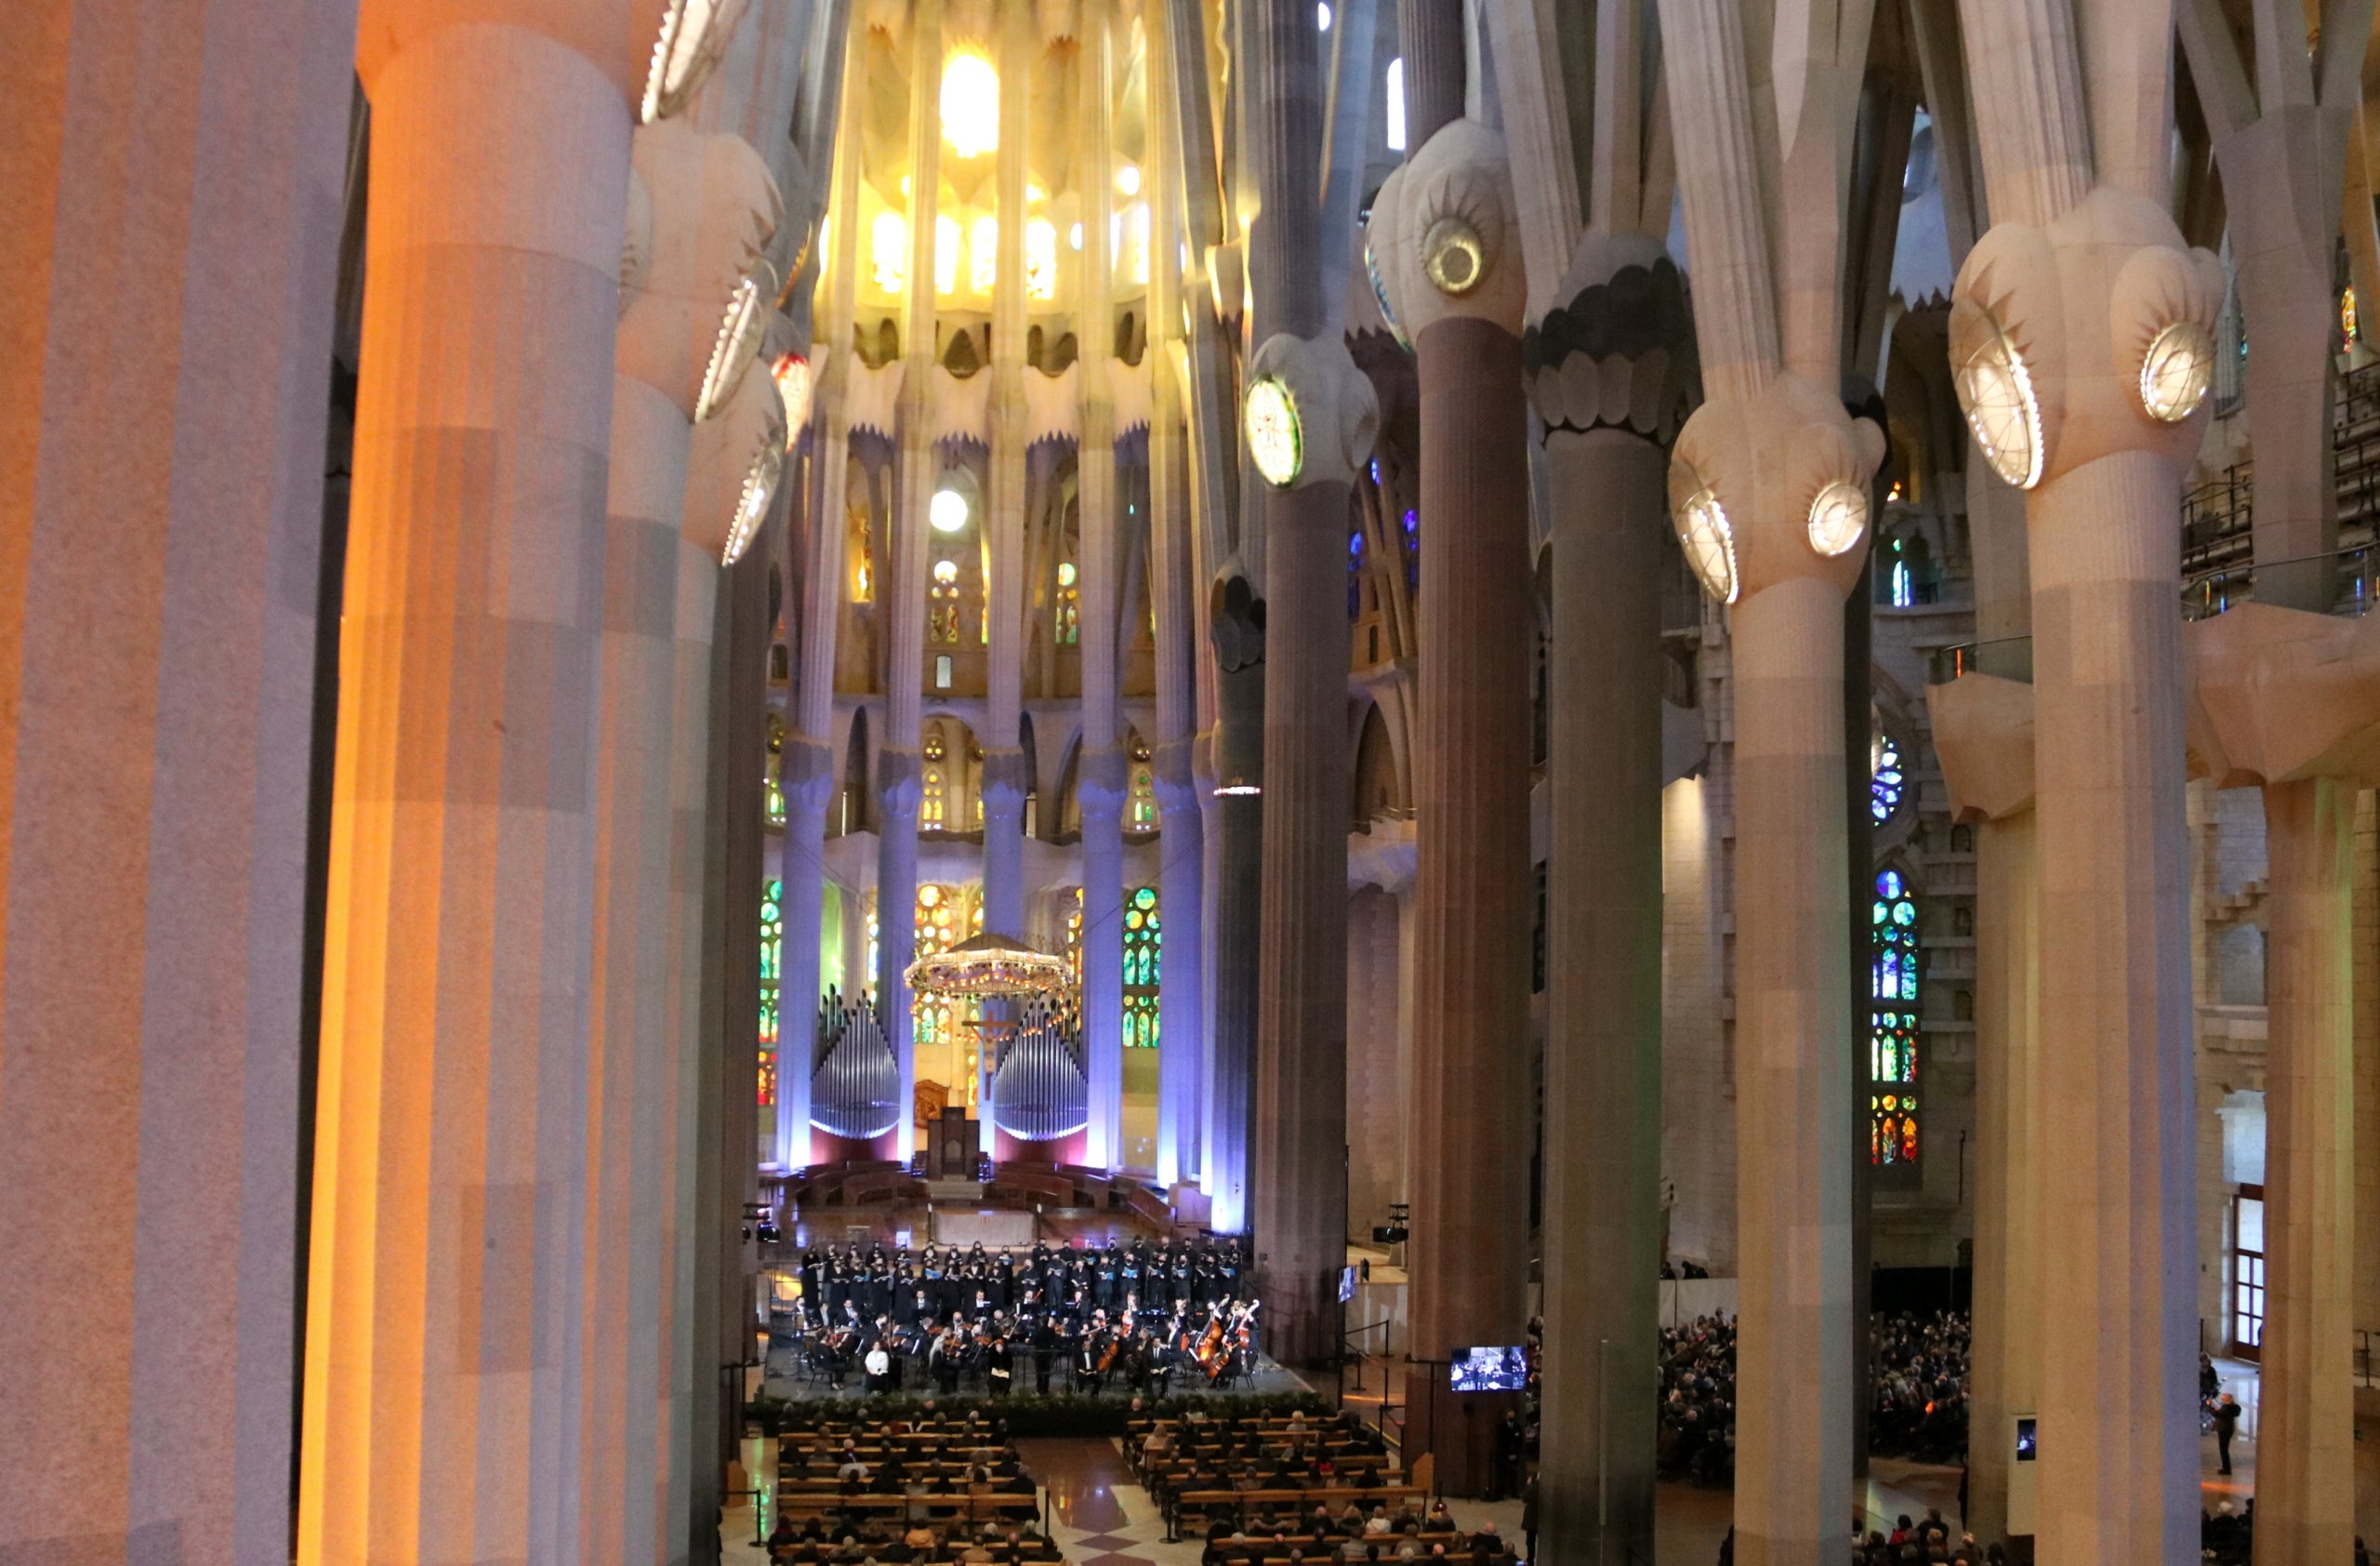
971;216;998;294
872;211;907;294
1025;219;1058;300
1114;205;1150;287
1386;59;1406;151
1117;164;1142;197
934;215;960;296
941;51;999;159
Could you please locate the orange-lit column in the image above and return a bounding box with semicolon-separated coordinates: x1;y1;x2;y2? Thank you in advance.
0;0;351;1559
299;2;658;1559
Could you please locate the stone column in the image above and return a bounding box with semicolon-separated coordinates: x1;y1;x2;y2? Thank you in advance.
1368;118;1532;1494
876;0;945;1162
1249;334;1378;1366
1148;3;1207;1190
979;0;1034;944
1206;603;1264;1234
782;25;866;1174
1951;7;2223;1537
2176;1;2368;613
1527;237;1691;1559
298;4;650;1558
1929;670;2040;1553
1074;2;1128;1172
0;0;349;1557
662;530;717;1566
588;123;780;1566
2186;606;2380;1566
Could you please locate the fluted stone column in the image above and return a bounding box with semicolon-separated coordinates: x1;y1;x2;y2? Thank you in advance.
588;121;779;1566
0;0;350;1556
1527;239;1692;1557
1250;334;1379;1366
1148;14;1207;1188
979;0;1034;949
876;0;945;1162
2186;606;2380;1566
298;4;658;1558
1079;751;1129;1168
1952;7;2222;1548
662;531;718;1566
1661;12;1884;1550
1206;600;1264;1234
1367;118;1532;1494
1930;670;2039;1553
781;26;866;1174
2255;776;2355;1566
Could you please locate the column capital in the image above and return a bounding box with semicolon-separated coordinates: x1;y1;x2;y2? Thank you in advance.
1669;372;1884;607
682;364;783;563
1151;737;1201;816
1950;187;2223;493
1077;743;1129;820
2186;604;2380;788
617;122;782;420
877;746;922;816
1367;118;1526;340
1244;332;1378;492
1926;674;2037;823
978;746;1031;807
1521;234;1693;446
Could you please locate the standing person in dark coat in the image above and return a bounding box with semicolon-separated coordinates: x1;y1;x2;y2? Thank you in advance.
1520;1476;1537;1563
2212;1392;2241;1475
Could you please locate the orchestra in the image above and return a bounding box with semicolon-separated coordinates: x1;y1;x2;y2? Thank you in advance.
775;1238;1263;1399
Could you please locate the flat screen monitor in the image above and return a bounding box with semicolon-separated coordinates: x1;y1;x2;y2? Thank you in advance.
2015;1416;2037;1462
1449;1345;1528;1393
1338;1265;1359;1304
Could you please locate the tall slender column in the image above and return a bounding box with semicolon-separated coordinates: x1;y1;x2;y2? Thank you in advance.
1206;633;1263;1233
1395;0;1464;152
1244;0;1355;1364
2186;604;2380;1566
783;24;867;1173
1930;665;2039;1554
298;7;646;1558
1074;4;1129;1171
591;122;780;1566
2256;776;2357;1566
1371;119;1532;1493
1954;8;2218;1552
662;534;718;1566
876;0;945;1162
1530;240;1688;1561
0;0;349;1557
1248;334;1374;1367
980;0;1034;945
1148;0;1207;1190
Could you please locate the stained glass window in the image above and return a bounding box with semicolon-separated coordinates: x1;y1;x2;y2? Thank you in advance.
759;877;783;1107
1871;869;1920;1166
1402;508;1419;591
1055;562;1080;645
1349;526;1367;617
930;557;962;644
914;884;961;1048
1122;886;1160;1047
1064;888;1083;981
1871;728;1904;824
921;767;945;830
1129;763;1157;830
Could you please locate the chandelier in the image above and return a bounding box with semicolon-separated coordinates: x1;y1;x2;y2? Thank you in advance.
905;931;1072;1000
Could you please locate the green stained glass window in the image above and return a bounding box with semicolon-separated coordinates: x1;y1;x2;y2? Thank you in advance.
1870;869;1919;1166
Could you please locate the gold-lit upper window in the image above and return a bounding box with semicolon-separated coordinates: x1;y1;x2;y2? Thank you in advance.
942;52;999;159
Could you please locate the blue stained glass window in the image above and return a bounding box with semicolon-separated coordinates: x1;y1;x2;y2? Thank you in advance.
1122;886;1160;1047
1870;869;1919;1165
1871;730;1905;823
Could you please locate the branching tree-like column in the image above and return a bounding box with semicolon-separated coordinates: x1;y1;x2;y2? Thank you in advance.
589;119;780;1566
1951;4;2225;1558
298;0;667;1558
1367;119;1533;1496
1659;3;1882;1558
2175;16;2374;1562
1248;332;1379;1367
0;1;350;1557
